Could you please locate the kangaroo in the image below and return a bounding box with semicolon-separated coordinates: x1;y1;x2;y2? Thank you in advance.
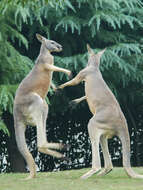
56;44;143;179
13;34;71;180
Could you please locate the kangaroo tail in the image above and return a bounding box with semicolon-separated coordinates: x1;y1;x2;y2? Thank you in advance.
119;126;143;179
14;120;36;179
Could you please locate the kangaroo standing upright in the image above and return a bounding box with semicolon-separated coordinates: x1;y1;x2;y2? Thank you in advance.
56;44;143;179
13;34;71;179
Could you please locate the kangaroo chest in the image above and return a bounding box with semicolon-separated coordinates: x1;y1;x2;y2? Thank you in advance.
84;76;109;114
33;70;53;98
16;64;53;100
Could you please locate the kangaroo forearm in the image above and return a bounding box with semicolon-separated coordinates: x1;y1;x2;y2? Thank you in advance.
72;96;86;104
58;77;81;89
57;68;87;89
46;64;71;75
58;71;85;89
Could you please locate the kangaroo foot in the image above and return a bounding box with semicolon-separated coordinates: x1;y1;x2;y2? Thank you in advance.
80;168;101;179
59;155;70;162
97;167;113;176
21;174;36;180
61;143;71;151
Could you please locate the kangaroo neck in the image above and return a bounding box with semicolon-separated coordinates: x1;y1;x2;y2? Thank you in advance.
40;44;51;56
36;45;53;64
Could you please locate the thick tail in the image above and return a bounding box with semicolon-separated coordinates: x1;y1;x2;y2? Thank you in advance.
14;120;36;179
119;127;143;179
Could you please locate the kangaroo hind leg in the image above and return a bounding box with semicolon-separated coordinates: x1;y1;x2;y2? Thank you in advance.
97;135;113;176
81;117;103;179
36;100;67;160
41;100;68;151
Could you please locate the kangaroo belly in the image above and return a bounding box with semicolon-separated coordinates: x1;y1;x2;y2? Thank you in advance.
87;99;96;115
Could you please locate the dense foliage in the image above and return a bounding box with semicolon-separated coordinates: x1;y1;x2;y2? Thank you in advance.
0;0;143;172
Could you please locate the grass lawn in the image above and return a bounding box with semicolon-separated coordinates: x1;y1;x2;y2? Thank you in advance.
0;167;143;190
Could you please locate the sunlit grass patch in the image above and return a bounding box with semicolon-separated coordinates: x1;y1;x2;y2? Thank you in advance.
0;167;143;190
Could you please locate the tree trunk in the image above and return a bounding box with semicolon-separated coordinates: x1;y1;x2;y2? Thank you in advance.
3;112;26;172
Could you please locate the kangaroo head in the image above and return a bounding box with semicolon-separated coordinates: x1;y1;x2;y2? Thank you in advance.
87;44;106;67
36;34;62;52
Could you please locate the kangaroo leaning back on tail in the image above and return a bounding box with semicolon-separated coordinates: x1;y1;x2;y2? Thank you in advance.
56;44;143;179
13;34;71;180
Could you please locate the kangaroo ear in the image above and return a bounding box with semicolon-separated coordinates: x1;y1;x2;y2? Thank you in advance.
87;44;94;55
97;48;106;57
36;33;44;42
95;48;106;66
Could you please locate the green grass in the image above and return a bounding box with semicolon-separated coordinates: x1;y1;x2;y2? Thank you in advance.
0;168;143;190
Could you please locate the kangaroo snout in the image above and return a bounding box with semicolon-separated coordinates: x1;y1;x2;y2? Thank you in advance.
56;44;62;52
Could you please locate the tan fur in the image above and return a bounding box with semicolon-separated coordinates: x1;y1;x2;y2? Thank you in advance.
56;44;143;179
13;34;71;180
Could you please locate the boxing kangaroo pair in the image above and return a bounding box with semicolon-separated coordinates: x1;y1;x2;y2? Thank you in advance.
13;34;143;179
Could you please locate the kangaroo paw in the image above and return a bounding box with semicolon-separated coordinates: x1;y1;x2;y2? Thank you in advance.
61;143;71;151
80;168;101;179
54;88;63;95
68;72;73;79
21;174;36;180
97;168;113;176
69;100;78;109
60;156;70;162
